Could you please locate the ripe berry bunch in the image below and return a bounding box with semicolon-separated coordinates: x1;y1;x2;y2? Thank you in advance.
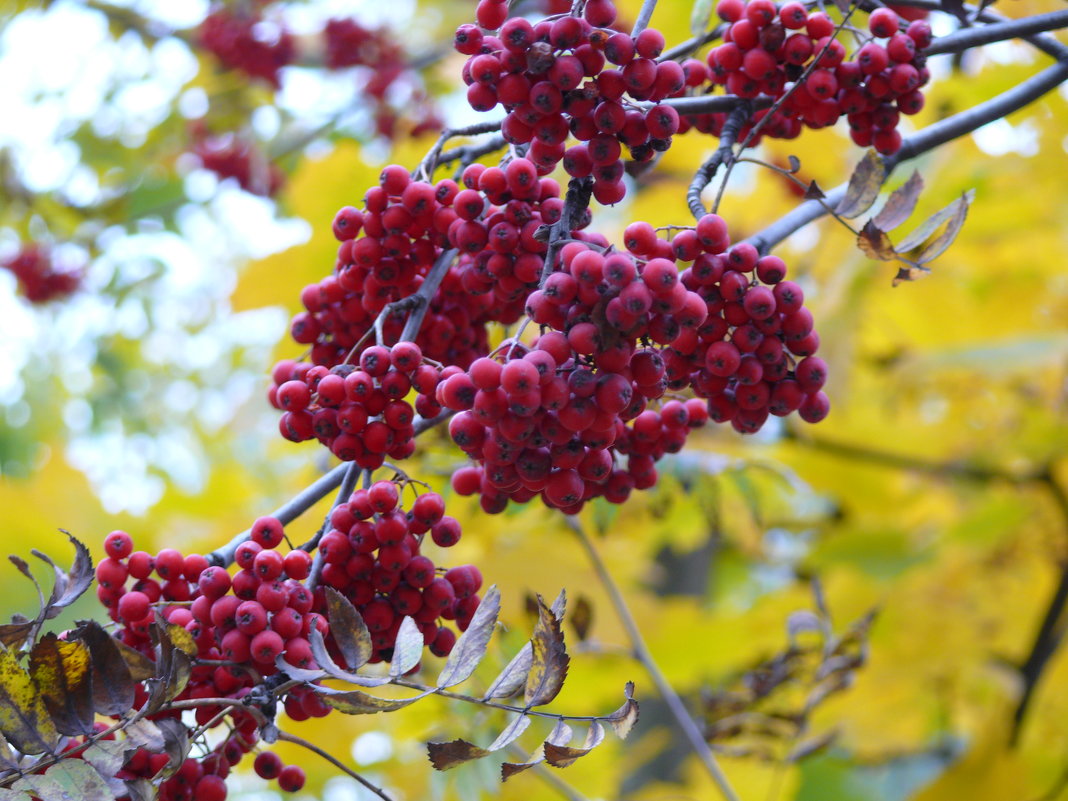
1;245;82;304
457;0;690;204
690;0;931;153
199;7;294;89
191;131;285;197
269;342;441;468
442;333;712;514
314;481;484;658
94;511;479;794
324;18;441;139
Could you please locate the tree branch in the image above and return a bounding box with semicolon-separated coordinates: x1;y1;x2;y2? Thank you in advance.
631;0;658;38
539;177;594;284
399;248;458;342
924;8;1068;56
415;121;506;182
564;515;742;801
744;59;1068;253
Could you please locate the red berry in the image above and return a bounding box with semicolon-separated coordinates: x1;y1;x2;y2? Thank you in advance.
278;764;306;793
104;530;133;560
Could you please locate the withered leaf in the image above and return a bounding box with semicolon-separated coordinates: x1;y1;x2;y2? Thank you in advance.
569;595;593;643
123;779;155;801
28;634;94;736
436;585;501;689
914;191;973;263
787;155;801;173
429;714;531;771
892;262;931;286
73;622;134;717
897;190;975;255
835;150;886;218
856;220;897;262
544;720;605;768
502;718;572;781
389;617;423;678
787;729;837;762
804;181;825;200
122;719;165;752
0;623;34;650
32;533;94;619
323;587;372;671
427;738;491;771
12;759;112;801
524;595;569;708
145;619;191;714
484;590;564;701
313;685;431;715
606;682;640;739
0;645;58;755
82;739;132;779
163;625;196;658
872;171;924;232
155;718;191;780
112;639;155;683
307;632;390;687
0;788;31;801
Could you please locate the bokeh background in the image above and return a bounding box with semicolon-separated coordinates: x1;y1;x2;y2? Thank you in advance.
1;0;1066;799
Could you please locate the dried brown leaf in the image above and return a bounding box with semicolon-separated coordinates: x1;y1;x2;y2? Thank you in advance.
570;595;593;642
543;720;605;768
857;220;897;262
28;634;94;736
606;682;640;739
73;622;134;717
835;151;886;218
323;587;372;671
314;686;431;715
0;646;57;755
524;595;569;708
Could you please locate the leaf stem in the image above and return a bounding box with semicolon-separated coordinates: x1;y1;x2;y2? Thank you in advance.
275;730;394;801
564;516;742;801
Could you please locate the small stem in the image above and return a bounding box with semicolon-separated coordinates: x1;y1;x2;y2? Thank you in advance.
399;248;458;342
539;177;594;284
659;25;727;63
207;463;352;567
438;134;508;171
564;516;742;801
275;730;394;801
416;121;506;182
647;95;771;115
389;679;610;721
687;102;752;220
631;0;658;37
711;5;857;215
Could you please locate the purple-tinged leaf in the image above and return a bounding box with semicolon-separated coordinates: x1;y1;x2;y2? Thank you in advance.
323;587;372;671
872;171;924;232
544;720;605;767
389;617;423;678
73;622;134;717
606;682;640;739
897;190;975;255
436;585;500;689
313;685;432;714
857;221;897;262
307;627;391;687
502;718;572;780
32;532;93;619
427;713;531;771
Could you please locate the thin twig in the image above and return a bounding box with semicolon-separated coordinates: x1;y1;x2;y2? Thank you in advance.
539;177;594;284
415;121;505;182
564;515;742;801
687;102;752;220
659;25;728;63
399;248;458;342
711;4;858;215
276;730;394;801
631;0;658;37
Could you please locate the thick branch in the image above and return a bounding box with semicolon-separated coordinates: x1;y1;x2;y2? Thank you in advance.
925;9;1068;56
651;94;772;115
745;59;1068;253
565;516;742;801
1011;472;1068;744
399;248;458;342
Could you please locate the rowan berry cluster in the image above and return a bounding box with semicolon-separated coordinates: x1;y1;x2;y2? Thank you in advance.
200;7;294;89
191;131;285;198
93;505;478;797
458;0;687;204
1;245;81;304
690;0;931;153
